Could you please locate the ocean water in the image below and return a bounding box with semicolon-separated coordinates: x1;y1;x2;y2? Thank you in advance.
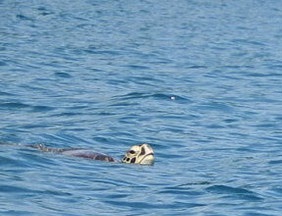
1;0;282;215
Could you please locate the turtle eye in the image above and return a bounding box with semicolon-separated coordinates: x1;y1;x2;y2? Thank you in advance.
129;150;136;154
140;147;145;156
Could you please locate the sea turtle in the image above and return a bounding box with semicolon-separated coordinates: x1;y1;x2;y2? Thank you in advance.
28;143;155;165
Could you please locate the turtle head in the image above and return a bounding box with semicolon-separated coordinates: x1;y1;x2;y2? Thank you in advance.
122;144;154;165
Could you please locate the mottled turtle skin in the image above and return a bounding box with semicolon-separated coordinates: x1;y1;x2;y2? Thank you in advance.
29;143;155;165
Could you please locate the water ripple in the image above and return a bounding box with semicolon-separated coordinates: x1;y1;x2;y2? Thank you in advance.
206;185;264;201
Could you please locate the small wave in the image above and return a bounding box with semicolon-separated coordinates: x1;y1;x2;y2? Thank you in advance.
268;159;282;165
0;91;15;96
0;102;54;113
0;61;8;66
206;185;263;201
159;181;211;196
0;184;41;194
112;92;191;103
0;102;30;110
16;14;34;21
104;199;204;210
53;72;73;78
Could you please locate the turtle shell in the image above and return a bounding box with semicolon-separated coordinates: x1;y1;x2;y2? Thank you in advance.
61;149;116;162
28;144;116;162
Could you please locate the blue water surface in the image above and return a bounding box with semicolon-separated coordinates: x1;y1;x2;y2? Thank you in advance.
1;0;282;215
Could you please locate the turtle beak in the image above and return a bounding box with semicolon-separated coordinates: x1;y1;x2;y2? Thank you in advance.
139;144;154;165
139;153;154;165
